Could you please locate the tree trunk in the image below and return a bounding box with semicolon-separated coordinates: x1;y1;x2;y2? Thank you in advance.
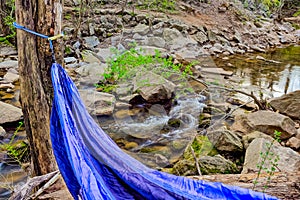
15;0;63;176
0;0;8;35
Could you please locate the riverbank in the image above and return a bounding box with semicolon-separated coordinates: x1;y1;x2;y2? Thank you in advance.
1;0;300;199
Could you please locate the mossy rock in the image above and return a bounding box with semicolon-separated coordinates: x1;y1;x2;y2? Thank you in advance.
183;135;218;160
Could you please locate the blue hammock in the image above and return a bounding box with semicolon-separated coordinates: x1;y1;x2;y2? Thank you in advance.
50;63;277;200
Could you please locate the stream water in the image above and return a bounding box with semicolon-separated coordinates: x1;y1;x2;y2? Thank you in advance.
0;45;299;198
215;45;300;98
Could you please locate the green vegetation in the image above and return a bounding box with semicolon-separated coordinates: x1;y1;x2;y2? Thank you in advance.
135;0;177;12
0;122;29;165
97;46;193;92
252;130;281;191
0;0;16;45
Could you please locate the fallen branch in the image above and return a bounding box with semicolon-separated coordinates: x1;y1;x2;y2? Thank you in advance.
190;146;202;176
9;170;59;200
208;85;267;110
30;171;61;199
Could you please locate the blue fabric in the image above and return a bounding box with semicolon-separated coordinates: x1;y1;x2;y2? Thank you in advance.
50;63;278;200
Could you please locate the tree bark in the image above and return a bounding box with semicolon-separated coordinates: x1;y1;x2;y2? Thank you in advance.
15;0;63;176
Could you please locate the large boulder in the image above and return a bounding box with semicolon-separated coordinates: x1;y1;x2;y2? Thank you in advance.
231;111;296;139
0;102;23;124
269;90;300;120
242;138;300;174
75;63;107;86
79;90;115;116
172;154;239;176
242;131;279;149
207;127;243;153
133;70;175;103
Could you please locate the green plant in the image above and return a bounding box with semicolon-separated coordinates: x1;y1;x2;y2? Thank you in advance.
101;47;193;88
0;0;16;45
136;0;177;12
252;130;281;191
0;122;29;165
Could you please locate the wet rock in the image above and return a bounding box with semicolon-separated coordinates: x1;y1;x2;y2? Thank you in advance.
269;90;300;120
286;137;300;150
242;138;300;174
0;60;18;69
231;111;296;139
83;36;100;48
124;141;138;150
207;127;243;152
79;90;115;116
133;71;175;103
242;131;279;149
0;101;23;124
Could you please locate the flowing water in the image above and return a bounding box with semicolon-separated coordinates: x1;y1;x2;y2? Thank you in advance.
0;45;299;197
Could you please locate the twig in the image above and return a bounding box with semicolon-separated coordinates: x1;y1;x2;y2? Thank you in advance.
208;85;266;110
30;172;61;199
190;146;202;176
9;170;59;200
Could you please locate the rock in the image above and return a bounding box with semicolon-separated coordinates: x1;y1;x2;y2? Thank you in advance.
75;63;107;86
64;57;77;64
79;90;115;116
242;138;300;174
172;154;238;176
81;50;103;63
0;60;18;69
83;36;100;48
0;83;14;89
144;37;166;48
169;37;198;50
231;111;296;139
133;70;175;103
0;46;17;57
135;46;168;57
0;101;23;124
269;90;300;120
0;126;6;137
163;28;183;42
286;137;300;149
133;23;149;35
3;68;19;83
96;48;115;62
124;141;138;150
115;84;133;97
199;155;239;175
242;131;279;149
207;127;243;152
201;67;233;76
193;31;208;44
297;129;300;139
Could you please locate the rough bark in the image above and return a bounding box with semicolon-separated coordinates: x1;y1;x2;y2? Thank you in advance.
15;0;63;176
